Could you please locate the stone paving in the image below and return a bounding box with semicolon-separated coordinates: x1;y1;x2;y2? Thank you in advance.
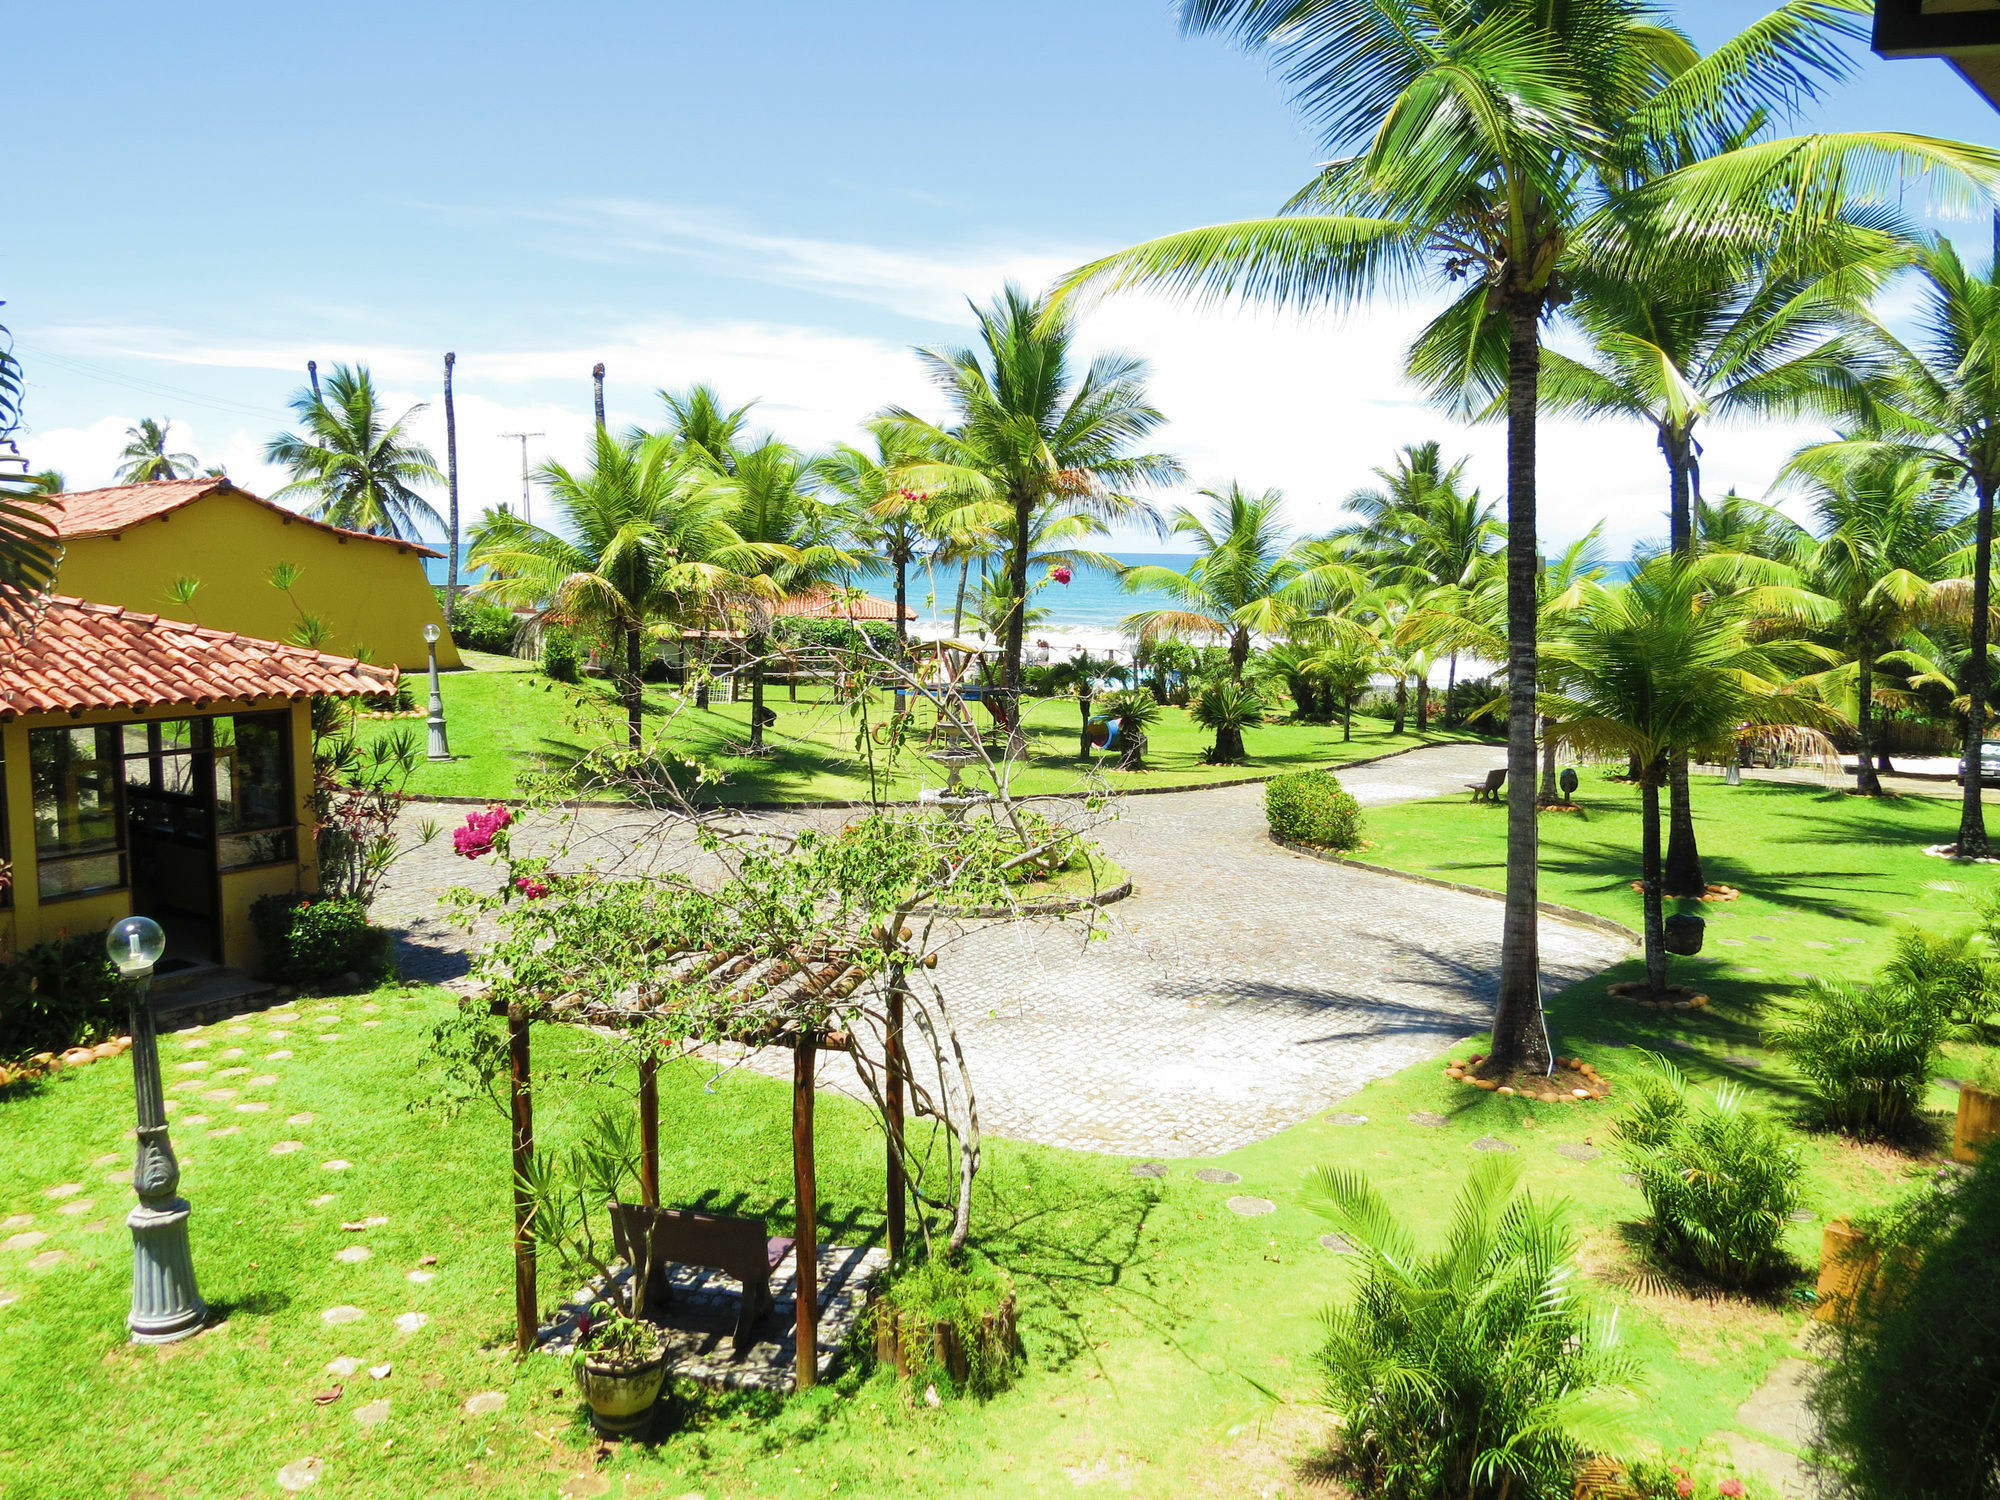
376;742;1630;1158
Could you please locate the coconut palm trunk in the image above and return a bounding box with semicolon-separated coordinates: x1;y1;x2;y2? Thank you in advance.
1856;651;1881;796
1963;477;1994;856
624;624;644;749
1416;676;1428;733
1001;486;1032;755
1445;652;1458;728
1640;761;1669;998
951;556;970;638
1394;677;1407;734
893;548;909;649
748;629;770;750
1662;430;1707;897
1491;305;1550;1076
444;352;461;615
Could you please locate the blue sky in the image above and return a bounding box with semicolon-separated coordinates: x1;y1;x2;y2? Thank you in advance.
10;1;1998;555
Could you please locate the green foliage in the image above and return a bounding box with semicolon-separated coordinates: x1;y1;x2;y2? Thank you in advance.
450;597;520;656
0;936;122;1059
1612;1056;1801;1291
540;628;582;683
874;1252;1020;1399
517;1107;658;1347
772;616;897;655
1264;769;1363;852
1766;973;1953;1136
1304;1157;1642;1500
1811;1151;2000;1500
249;894;391;987
264;363;442;539
1188;678;1266;763
1881;919;1997;1033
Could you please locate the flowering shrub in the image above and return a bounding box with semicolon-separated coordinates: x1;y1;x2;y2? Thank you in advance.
514;876;550;900
453;805;513;860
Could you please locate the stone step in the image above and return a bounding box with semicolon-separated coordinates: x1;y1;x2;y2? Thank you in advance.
154;970;281;1031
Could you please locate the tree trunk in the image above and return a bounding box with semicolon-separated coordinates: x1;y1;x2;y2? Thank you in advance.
694;621;710;711
1539;727;1558;804
951;556;970;638
1662;427;1706;897
894;550;909;649
624;625;643;750
444;352;460;616
1445;652;1458;728
1229;627;1249;681
1000;489;1032;757
1857;651;1882;796
1394;676;1406;735
1961;476;1992;857
1079;688;1092;759
1641;770;1668;999
1488;302;1551;1077
592;362;606;432
1416;675;1429;734
748;630;769;750
1343;700;1352;742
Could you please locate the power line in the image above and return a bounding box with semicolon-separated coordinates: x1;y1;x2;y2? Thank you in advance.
13;341;280;422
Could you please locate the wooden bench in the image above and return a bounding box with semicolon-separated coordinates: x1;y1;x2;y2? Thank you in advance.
1467;768;1506;802
611;1203;795;1351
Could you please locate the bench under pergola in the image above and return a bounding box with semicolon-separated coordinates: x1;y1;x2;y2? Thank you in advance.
491;938;915;1391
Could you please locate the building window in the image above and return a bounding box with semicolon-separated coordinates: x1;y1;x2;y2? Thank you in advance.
31;725;126;899
214;713;295;869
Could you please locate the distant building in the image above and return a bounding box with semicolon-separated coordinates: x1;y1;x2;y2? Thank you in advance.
48;478;456;670
776;587;914;623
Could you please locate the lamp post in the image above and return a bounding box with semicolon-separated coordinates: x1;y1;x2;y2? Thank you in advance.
423;622;452;761
112;915;206;1343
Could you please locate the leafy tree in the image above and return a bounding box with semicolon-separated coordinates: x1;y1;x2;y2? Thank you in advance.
265;363;443;539
1694;489;1806;560
1189;676;1267;762
655;383;756;469
1050;0;2000;1075
115;417;199;483
818;421;946;648
882;284;1180;749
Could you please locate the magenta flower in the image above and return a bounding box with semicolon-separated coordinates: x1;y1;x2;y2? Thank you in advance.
1050;564;1072;586
453;804;513;859
1717;1481;1744;1498
514;876;550;900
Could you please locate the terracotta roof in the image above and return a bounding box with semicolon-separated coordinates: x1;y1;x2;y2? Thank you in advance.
48;478;444;558
778;587;914;621
0;596;398;721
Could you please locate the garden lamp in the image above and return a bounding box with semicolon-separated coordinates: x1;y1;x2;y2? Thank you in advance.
110;914;206;1343
423;621;452;761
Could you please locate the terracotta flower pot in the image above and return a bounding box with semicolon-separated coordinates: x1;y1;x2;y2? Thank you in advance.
1955;1084;2000;1165
1815;1219;1878;1325
574;1338;669;1436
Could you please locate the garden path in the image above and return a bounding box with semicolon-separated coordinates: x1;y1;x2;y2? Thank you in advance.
377;741;1630;1157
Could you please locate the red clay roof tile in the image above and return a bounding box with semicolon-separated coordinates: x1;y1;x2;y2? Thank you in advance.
49;478;444;558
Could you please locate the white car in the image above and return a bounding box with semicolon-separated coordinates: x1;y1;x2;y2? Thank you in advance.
1959;743;2000;787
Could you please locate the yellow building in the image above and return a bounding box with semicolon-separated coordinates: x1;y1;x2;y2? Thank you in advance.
51;477;458;671
0;595;395;972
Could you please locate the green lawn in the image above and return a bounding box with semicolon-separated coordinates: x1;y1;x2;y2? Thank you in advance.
4;775;1994;1497
375;654;1486;803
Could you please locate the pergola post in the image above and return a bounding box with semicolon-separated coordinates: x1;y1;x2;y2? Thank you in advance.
885;973;907;1261
792;1033;819;1391
508;1003;537;1358
638;1047;660;1208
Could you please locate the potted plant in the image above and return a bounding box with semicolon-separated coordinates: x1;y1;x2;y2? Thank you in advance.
518;1110;668;1436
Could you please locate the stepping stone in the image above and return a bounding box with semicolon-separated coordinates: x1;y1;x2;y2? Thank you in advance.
43;1183;82;1199
407;1270;435;1284
362;1003;380;1013
57;1199;95;1216
0;1291;16;1308
271;1142;303;1156
353;1399;390;1428
1555;1143;1600;1163
463;1391;506;1415
1803;941;1833;950
91;1153;121;1167
1620;1172;1641;1186
1749;935;1775;943
220;1049;245;1060
1789;972;1814;980
175;1061;210;1072
1193;1168;1241;1185
288;1113;315;1125
226;1025;252;1036
321;1305;365;1326
275;1457;322;1492
0;1216;31;1231
81;1220;111;1233
216;1067;250;1079
334;1246;372;1264
318;1034;342;1042
1838;937;1865;945
1723;1055;1764;1069
249;1075;278;1087
1129;1163;1167;1178
1788;1209;1816;1222
1407;1112;1449;1129
103;1170;130;1184
1226;1196;1275;1217
312;1194;337;1207
1719;938;1747;947
26;1251;64;1270
1471;1136;1518;1153
394;1311;429;1334
268;1030;292;1039
3;1232;49;1251
323;1160;351;1172
1324;1113;1368;1127
203;1089;238;1101
361;1021;381;1028
235;1103;270;1113
1319;1233;1357;1255
207;1126;240;1138
267;1051;293;1061
326;1356;362;1376
1665;1038;1696;1051
179;1115;209;1127
180;1039;211;1050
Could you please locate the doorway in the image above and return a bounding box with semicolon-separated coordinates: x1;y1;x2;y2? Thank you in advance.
122;719;220;971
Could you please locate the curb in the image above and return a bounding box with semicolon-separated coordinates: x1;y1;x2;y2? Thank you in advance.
403;737;1501;817
911;879;1134;921
1268;834;1642;946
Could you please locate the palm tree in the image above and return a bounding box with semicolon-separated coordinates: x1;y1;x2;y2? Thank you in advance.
469;429;764;748
689;437;860;751
1695;490;1806;560
0;317;64;623
657;384;757;469
1543;557;1836;1000
818;422;946;649
1050;0;1994;1076
116;418;199;483
1799;237;2000;855
265;364;443;539
1120;483;1364;681
882;284;1181;750
1778;450;1973;795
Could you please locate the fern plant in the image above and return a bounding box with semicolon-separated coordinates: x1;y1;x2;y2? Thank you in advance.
1303;1156;1644;1500
1766;974;1952;1136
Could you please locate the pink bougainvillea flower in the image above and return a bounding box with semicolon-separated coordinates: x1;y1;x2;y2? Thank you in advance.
514;876;550;900
453;804;513;859
1717;1481;1744;1498
1050;564;1072;586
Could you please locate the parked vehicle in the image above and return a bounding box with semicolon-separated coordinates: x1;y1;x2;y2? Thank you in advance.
1959;742;2000;787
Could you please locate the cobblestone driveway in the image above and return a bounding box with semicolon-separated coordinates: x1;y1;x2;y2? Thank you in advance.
377;742;1629;1157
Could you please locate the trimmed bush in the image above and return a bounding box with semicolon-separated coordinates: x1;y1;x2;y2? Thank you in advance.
449;598;520;655
541;630;582;684
1264;769;1363;851
250;894;392;987
0;935;122;1059
1766;973;1952;1136
1613;1054;1801;1291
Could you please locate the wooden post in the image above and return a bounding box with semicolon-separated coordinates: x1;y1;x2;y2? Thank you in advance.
638;1047;660;1208
508;1004;536;1358
885;971;907;1260
792;1035;819;1391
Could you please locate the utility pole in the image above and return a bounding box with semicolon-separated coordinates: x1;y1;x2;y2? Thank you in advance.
444;353;460;615
500;431;543;526
307;359;321;404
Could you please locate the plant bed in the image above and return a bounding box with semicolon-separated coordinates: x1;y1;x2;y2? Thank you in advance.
1956;1083;2000;1164
1607;982;1711;1010
869;1260;1021;1400
1445;1052;1611;1102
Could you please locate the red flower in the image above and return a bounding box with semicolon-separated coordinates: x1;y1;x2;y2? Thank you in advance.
1717;1481;1744;1498
1676;1481;1694;1497
514;876;550;900
453;804;514;859
1050;564;1072;586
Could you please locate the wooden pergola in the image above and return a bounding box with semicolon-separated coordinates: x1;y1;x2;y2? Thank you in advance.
492;941;915;1390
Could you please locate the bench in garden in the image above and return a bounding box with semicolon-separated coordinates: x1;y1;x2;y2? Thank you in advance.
1467;768;1506;802
611;1203;795;1352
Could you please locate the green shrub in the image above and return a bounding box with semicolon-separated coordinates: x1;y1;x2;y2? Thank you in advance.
449;598;520;655
873;1253;1019;1399
541;630;582;684
1612;1055;1801;1291
1306;1157;1643;1500
250;894;392;987
0;935;122;1059
1766;974;1952;1137
1189;678;1265;763
1265;769;1364;851
1811;1150;2000;1500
